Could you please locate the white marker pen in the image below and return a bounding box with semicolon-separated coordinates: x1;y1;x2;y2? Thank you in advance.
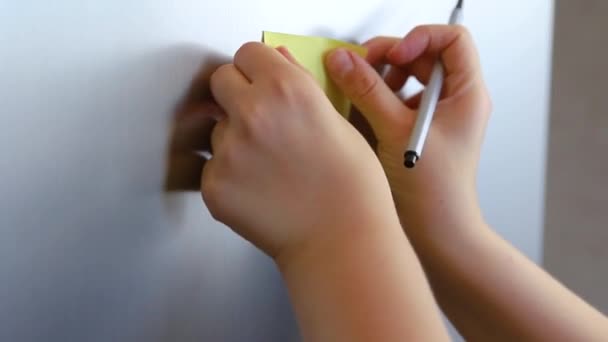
404;0;464;168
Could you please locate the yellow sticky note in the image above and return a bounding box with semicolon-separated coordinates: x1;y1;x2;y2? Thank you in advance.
262;31;368;117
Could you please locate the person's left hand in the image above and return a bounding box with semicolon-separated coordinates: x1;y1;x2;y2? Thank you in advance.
202;42;397;264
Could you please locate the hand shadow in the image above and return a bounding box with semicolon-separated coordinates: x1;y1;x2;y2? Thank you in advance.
164;49;381;193
164;54;229;192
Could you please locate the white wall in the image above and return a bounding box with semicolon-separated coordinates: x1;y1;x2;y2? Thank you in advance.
0;0;553;340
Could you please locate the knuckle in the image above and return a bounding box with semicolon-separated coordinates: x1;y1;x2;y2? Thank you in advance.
453;25;471;39
298;67;316;80
350;68;379;100
412;24;431;35
235;42;261;63
210;64;232;87
201;168;224;219
240;102;271;138
237;98;265;122
268;73;296;98
240;41;261;52
471;86;493;121
218;63;234;74
453;25;474;46
411;24;472;47
410;25;433;41
237;74;297;137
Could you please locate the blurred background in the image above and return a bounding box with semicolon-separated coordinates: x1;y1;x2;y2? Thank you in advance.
543;0;608;314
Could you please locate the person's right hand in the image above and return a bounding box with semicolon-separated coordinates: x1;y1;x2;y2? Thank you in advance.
325;25;492;238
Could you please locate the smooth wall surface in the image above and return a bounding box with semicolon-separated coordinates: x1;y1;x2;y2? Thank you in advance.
0;0;553;340
544;0;608;314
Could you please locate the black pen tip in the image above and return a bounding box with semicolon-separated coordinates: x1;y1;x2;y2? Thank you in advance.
404;151;419;169
456;0;463;9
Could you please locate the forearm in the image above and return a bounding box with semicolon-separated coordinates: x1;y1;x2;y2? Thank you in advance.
407;214;608;341
278;217;450;342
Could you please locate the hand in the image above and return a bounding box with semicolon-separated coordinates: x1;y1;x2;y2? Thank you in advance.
327;27;608;342
202;42;397;263
325;25;492;238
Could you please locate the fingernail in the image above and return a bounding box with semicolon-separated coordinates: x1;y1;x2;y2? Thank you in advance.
326;49;353;78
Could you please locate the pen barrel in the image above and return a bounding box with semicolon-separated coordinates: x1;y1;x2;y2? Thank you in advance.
403;5;462;166
449;8;463;25
406;61;444;155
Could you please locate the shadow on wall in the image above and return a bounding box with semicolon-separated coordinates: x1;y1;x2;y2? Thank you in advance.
134;46;297;341
164;52;229;192
3;28;300;339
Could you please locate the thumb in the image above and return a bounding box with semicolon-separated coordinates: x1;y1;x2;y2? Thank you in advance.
326;48;412;140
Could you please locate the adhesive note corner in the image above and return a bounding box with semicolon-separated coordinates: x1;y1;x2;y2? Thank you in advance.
262;31;368;117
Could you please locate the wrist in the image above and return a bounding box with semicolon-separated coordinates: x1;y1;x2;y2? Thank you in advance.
274;210;450;341
396;192;486;244
275;213;427;341
275;209;404;276
397;196;490;269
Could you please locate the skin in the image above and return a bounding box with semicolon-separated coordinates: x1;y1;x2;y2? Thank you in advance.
325;25;608;341
201;25;608;341
203;41;449;341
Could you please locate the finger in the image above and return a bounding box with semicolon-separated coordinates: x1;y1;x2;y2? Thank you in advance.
234;42;292;81
364;36;435;87
387;25;480;78
364;36;438;88
170;102;222;153
363;36;401;67
276;46;298;64
383;66;409;91
210;64;250;115
210;119;229;155
276;46;314;77
200;156;221;217
326;48;413;139
402;57;436;85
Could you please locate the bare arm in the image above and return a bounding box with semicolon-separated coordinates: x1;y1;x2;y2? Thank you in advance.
202;41;450;341
410;213;608;341
325;24;608;340
279;215;449;341
279;216;450;342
